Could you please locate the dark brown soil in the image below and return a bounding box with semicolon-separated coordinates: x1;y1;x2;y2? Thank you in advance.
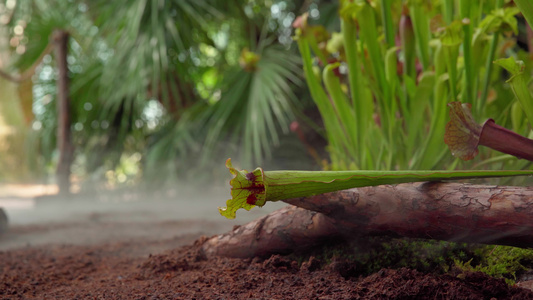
2;235;533;299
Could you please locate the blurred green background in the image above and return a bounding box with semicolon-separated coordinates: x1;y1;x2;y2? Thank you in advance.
0;0;531;192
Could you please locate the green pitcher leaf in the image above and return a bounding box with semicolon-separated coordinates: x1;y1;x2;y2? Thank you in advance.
219;158;533;219
494;57;524;75
478;7;520;34
439;20;464;47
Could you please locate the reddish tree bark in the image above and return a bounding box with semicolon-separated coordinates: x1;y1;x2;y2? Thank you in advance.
202;182;533;258
53;30;74;195
202;205;338;258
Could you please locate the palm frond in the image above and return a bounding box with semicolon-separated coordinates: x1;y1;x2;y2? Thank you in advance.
202;44;301;165
89;0;220;114
8;0;309;182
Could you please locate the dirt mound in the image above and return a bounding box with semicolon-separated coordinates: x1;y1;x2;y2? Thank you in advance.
1;236;532;299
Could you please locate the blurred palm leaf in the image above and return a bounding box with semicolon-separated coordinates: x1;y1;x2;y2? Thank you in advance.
13;0;221;174
203;44;302;165
6;0;308;182
10;0;94;71
143;102;206;181
89;0;218;115
77;0;221;174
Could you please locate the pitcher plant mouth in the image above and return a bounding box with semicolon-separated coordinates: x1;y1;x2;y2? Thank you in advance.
218;159;267;219
444;101;533;161
218;158;533;219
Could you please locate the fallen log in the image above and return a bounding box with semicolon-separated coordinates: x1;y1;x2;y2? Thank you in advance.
201;182;533;258
201;205;338;258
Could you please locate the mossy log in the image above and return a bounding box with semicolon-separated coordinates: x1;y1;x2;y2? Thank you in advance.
201;182;533;258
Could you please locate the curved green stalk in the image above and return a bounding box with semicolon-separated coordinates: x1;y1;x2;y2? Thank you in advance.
219;158;533;219
478;0;504;113
323;63;358;161
381;0;395;47
478;32;499;112
444;45;459;101
409;4;430;70
295;35;347;167
443;0;454;24
342;17;372;165
357;3;387;103
460;0;474;103
418;72;449;169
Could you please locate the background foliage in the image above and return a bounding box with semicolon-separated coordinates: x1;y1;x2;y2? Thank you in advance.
0;0;532;188
0;0;331;187
296;0;533;174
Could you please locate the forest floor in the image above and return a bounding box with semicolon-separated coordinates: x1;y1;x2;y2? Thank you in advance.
1;184;533;299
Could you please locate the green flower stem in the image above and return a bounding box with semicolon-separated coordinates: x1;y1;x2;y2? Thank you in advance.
478;0;504;114
418;72;449;169
440;21;463;102
383;47;400;166
434;41;446;77
406;72;435;160
219;159;533;219
511;101;525;133
295;33;347;168
341;17;372;165
360;10;386;93
381;0;395;47
478;32;499;112
323;63;358;162
443;0;454;24
409;4;430;70
357;3;389;114
341;18;363;110
308;38;328;66
400;11;416;79
444;45;459;101
460;0;474;102
385;47;400;114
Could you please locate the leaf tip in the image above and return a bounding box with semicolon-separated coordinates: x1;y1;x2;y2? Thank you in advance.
218;206;236;220
225;158;234;171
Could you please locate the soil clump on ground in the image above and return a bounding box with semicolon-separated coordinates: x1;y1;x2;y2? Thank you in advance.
2;234;533;299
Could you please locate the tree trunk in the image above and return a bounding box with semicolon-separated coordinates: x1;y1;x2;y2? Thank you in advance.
202;182;533;258
0;207;7;234
53;30;73;195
